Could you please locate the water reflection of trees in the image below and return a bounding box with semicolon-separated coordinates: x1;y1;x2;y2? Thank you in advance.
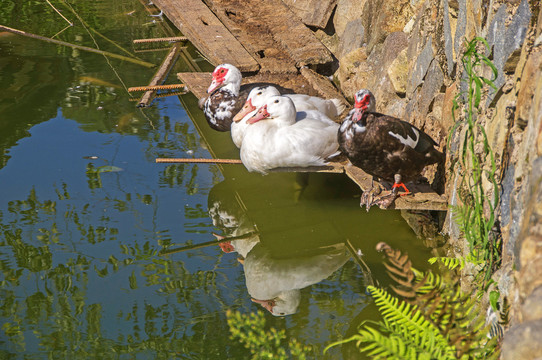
0;184;249;358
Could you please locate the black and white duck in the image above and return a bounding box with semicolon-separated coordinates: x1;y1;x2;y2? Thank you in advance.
202;63;246;132
338;89;444;210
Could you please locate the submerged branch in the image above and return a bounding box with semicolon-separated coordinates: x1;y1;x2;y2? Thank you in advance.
0;25;155;68
156;158;243;164
159;231;258;255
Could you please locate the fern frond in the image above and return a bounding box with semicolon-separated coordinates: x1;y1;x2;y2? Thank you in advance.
368;286;457;359
428;256;465;270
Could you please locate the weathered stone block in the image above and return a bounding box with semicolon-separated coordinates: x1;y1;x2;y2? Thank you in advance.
502;320;542;360
407;36;434;95
334;47;372;100
362;0;413;53
338;19;365;57
441;80;458;130
418;59;445;117
333;0;367;37
453;0;466;57
521;286;542;323
442;0;454;75
388;48;409;95
516;52;542;130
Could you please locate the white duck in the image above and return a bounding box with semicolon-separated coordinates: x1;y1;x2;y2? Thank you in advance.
240;95;340;174
244;243;350;316
231;86;345;148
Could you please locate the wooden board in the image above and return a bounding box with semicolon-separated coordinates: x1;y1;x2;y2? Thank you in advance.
203;0;333;68
283;0;337;28
178;71;334;101
201;0;298;73
152;0;259;71
300;66;350;116
177;72;212;100
344;164;448;211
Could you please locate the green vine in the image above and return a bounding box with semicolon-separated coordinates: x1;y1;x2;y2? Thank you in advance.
449;37;501;283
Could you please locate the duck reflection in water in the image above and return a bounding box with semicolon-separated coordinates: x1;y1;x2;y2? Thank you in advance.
208;180;350;316
244;242;350;316
207;181;259;259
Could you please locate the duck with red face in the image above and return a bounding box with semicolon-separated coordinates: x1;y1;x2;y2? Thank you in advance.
203;64;245;132
338;89;444;210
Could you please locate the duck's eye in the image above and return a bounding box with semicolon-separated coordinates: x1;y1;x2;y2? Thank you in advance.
274;99;279;103
257;92;262;95
220;69;225;73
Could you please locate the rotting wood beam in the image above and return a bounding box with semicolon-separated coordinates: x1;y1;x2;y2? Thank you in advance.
137;43;182;107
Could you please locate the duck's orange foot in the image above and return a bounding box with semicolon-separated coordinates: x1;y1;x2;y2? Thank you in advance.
391;182;410;196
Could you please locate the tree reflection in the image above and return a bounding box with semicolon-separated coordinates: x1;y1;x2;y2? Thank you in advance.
0;183;247;358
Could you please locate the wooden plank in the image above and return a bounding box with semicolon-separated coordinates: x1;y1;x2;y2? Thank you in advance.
138;43;182;107
344;164;448;211
178;71;326;101
203;0;333;67
256;0;333;66
283;0;337;28
177;72;212;100
300;66;350;117
152;0;259;71
201;0;298;73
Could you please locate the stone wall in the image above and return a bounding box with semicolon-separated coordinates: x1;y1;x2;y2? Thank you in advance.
315;0;541;357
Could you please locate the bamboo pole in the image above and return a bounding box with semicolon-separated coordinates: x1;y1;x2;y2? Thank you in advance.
0;25;155;68
128;84;185;92
133;36;188;44
156;158;243;164
159;231;258;256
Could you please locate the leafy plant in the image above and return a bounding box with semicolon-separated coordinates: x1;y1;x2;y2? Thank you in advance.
326;243;499;359
428;254;484;271
448;37;501;283
226;310;314;360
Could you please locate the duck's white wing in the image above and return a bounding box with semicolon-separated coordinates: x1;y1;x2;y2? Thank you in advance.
244;244;349;300
286;94;345;118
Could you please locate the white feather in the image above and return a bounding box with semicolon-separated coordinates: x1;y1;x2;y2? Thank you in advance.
388;128;419;148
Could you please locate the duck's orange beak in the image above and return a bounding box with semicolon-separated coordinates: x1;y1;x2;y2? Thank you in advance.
207;78;223;94
251;298;275;313
233;98;256;122
247;105;270;124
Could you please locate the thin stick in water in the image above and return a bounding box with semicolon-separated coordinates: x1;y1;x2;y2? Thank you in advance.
156;158;243;164
128;84;185;92
159;231;258;256
133;36;188;44
46;0;73;26
0;25;155;68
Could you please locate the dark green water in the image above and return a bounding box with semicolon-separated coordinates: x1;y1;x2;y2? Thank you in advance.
0;1;440;358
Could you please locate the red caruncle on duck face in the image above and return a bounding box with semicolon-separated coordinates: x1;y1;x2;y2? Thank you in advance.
351;91;372;123
212;66;228;82
207;66;229;94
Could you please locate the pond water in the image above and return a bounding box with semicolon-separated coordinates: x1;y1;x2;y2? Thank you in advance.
0;1;441;358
